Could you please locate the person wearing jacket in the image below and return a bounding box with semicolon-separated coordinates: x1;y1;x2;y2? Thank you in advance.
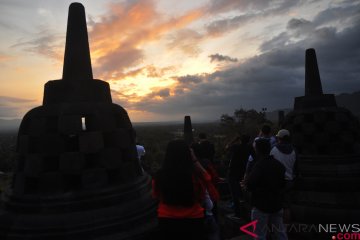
245;138;288;240
271;129;297;223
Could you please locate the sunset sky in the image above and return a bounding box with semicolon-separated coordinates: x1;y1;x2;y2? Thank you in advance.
0;0;359;122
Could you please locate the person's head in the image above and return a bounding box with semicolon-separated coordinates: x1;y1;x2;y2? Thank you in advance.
261;125;272;136
241;134;250;145
276;129;291;143
254;138;271;157
156;139;195;206
162;139;192;172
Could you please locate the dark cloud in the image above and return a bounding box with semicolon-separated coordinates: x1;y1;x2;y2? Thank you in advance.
259;32;290;52
11;29;62;60
176;75;205;85
205;14;253;36
313;3;360;27
157;89;170;98
123;11;360;121
287;18;313;31
207;0;272;15
209;53;238;63
0;96;36;118
205;0;302;36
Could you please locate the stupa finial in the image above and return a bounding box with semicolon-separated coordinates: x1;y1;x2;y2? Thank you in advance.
62;2;93;81
184;116;194;145
305;48;323;96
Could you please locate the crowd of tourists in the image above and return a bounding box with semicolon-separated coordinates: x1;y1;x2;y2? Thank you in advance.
145;125;297;240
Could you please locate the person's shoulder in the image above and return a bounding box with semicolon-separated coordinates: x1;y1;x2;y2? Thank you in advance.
270;145;279;153
136;145;145;150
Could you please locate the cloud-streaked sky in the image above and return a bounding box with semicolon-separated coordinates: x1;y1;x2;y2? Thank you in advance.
0;0;359;122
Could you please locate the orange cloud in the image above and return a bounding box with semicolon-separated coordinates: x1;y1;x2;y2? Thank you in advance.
0;53;13;62
89;0;205;80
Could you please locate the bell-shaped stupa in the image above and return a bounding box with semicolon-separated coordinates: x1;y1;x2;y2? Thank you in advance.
0;3;156;239
282;48;360;239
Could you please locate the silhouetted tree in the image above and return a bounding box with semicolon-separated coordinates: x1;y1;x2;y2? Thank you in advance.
220;108;273;137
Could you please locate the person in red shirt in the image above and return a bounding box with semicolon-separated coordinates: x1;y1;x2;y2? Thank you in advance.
152;139;216;240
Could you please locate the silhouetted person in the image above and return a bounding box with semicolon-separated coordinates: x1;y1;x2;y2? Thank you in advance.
271;129;297;223
193;133;219;186
197;133;216;163
245;138;287;240
153;140;216;240
245;124;276;176
192;133;220;221
226;134;253;217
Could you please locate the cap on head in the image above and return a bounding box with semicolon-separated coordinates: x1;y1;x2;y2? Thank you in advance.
276;129;290;138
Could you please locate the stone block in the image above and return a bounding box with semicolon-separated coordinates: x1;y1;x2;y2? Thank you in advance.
302;122;316;135
61;103;94;115
84;152;101;168
103;129;132;148
121;147;138;162
45;116;59;133
24;155;43;176
100;148;122;169
28;117;47;136
325;121;341;135
60;152;85;173
79;131;104;153
58;115;83;134
12;173;25;195
98;114;117;131
24;176;39;194
42;134;64;154
42;155;60;172
38;172;63;194
107;168;123;184
314;111;327;123
62;173;82;192
63;134;79;151
82;168;108;189
28;136;42;154
17;135;29;154
16;156;25;172
120;162;138;180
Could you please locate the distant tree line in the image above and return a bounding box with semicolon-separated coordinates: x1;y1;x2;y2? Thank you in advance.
0;133;17;172
220;108;274;138
0;108;275;176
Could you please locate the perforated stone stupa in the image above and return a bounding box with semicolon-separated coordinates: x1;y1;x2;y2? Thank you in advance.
0;3;156;239
284;49;360;155
282;49;360;234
